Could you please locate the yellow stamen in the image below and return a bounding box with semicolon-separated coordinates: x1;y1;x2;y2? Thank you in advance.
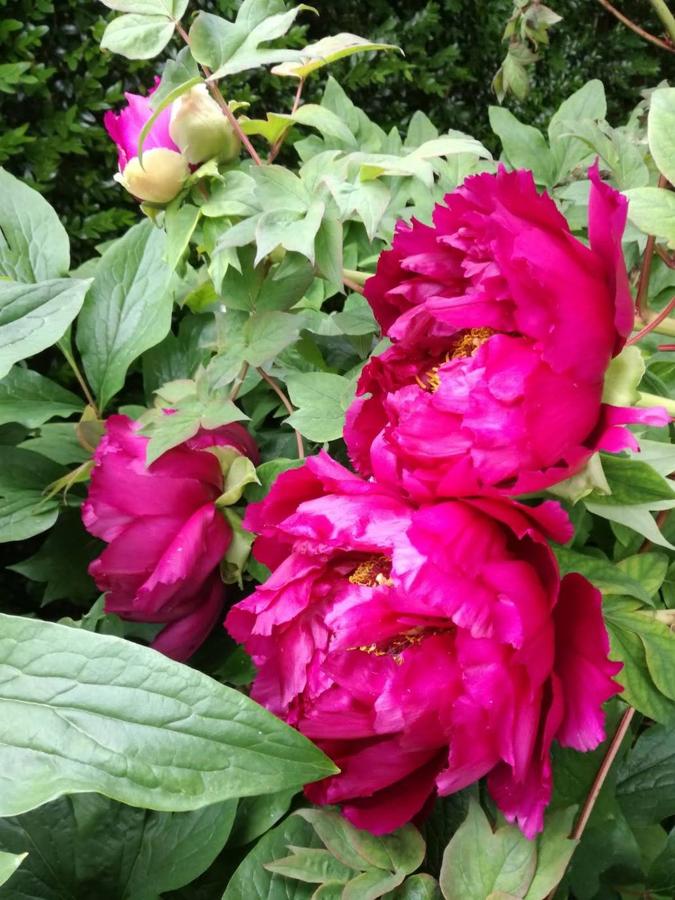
450;326;494;359
348;555;393;587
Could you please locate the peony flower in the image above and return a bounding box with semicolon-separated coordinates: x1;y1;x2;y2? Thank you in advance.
225;452;621;838
169;84;241;166
83;415;258;661
104;82;189;204
346;165;669;498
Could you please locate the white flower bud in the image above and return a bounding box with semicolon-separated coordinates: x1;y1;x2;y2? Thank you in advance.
169;84;241;165
116;148;189;204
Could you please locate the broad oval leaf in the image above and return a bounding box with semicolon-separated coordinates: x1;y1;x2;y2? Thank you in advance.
648;87;675;185
0;278;91;380
0;613;337;817
625;186;675;246
0;367;82;427
0;447;64;543
76;220;174;410
0;168;70;283
100;13;175;60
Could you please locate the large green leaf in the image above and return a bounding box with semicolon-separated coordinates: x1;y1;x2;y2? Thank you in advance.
547;80;606;181
604;597;675;723
0;279;91;380
0;794;236;899
0;447;64;543
229;789;297;847
190;2;312;81
100;13;175;60
0;367;82;427
624;186;675;246
617;725;675;825
271;32;398;79
554;546;657;605
101;0;188;14
0;613;337;817
77;220;174;410
648;87;675;185
488;107;554;185
0;168;70;282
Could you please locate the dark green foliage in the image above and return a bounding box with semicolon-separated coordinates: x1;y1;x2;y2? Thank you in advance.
1;0;673;263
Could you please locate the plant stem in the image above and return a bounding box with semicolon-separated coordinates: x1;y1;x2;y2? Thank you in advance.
58;338;98;416
595;0;675;50
267;78;305;165
628;297;675;344
228;361;250;402
635;174;668;318
256;367;305;459
175;21;263;166
648;0;675;43
546;707;636;900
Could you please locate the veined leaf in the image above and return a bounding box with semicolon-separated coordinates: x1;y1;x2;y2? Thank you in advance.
100;13;175;60
271;32;399;79
0;613;337;817
0;367;82;427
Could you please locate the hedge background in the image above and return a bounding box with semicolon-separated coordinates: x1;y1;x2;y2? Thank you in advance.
1;0;674;263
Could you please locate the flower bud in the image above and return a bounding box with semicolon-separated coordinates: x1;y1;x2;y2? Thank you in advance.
115;148;189;204
169;84;241;165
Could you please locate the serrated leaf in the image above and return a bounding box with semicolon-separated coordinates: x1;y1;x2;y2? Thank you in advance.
0;367;82;427
0;168;70;282
272;32;399;79
286;372;356;442
0;793;235;900
439;800;537;900
77;220;174;410
0;279;91;380
0;613;336;818
101;13;175;60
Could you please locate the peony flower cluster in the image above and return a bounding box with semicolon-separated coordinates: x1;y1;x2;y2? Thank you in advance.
224;167;662;838
104;81;240;204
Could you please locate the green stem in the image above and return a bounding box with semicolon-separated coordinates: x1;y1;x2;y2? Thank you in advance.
648;0;675;42
58;338;98;416
637;390;675;416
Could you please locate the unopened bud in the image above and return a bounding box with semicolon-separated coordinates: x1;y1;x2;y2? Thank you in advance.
169;84;241;166
116;148;189;204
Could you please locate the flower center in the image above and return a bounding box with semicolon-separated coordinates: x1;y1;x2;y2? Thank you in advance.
357;626;446;665
348;555;393;587
415;327;494;393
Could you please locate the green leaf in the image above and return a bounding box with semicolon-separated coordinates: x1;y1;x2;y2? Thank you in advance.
0;167;70;282
617;724;675;824
165;203;202;270
624;187;675;246
0;613;337;817
592;455;675;506
190;4;313;82
648;87;675;185
0;367;82;427
255;201;325;266
648;827;675;895
553;545;656;605
286;372;356;442
223;813;323;900
100;14;175;60
342;870;404;898
272;32;399;79
142;395;248;464
488;107;554;185
394;875;442;899
0;279;91;380
293;104;356;145
0;794;236;900
102;0;188;15
9;510;99;605
314;215;344;289
548;80;606;180
439;800;537;900
245;457;304;504
0;852;26;890
265;848;357;883
77;220;174;410
617;552;669;600
0;447;64;543
244;311;302;367
18;423;89;466
604;597;675;723
229;789;297;847
523;808;578;900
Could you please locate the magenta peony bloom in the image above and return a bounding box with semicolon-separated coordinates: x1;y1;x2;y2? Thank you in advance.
104;81;189;204
225;452;622;838
346;165;669;498
83;415;259;661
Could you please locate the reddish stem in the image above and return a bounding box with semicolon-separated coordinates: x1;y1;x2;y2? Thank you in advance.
267;77;306;165
343;276;365;295
658;343;675;350
627;296;675;345
257;368;305;459
595;0;675;51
